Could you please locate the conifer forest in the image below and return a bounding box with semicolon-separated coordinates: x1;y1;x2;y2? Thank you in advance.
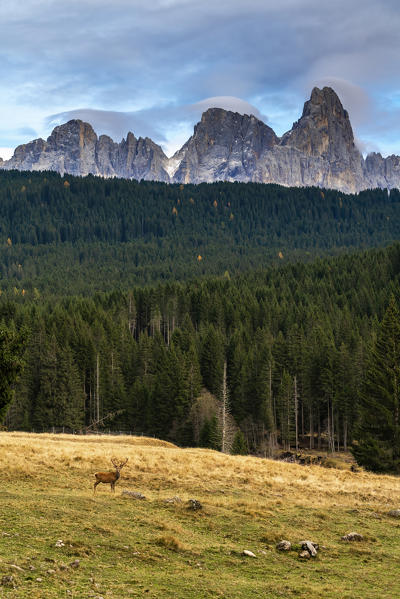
1;170;400;472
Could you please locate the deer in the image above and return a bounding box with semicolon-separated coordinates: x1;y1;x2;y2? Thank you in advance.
93;458;128;494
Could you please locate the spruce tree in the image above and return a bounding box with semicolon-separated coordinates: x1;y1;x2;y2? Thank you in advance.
200;325;224;396
231;430;248;455
0;325;27;422
277;370;294;450
199;415;221;450
55;346;84;430
352;295;400;472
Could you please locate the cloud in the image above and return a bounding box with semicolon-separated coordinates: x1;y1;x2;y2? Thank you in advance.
0;148;14;161
46;96;267;156
1;0;400;156
303;78;372;127
190;97;263;119
2;1;394;108
16;126;38;138
46;109;166;144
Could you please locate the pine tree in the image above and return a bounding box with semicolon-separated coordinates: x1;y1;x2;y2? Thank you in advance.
32;335;59;429
55;345;84;430
231;430;248;455
0;325;27;422
200;325;224;396
199;414;221;450
227;332;248;422
277;370;294;450
352;295;400;472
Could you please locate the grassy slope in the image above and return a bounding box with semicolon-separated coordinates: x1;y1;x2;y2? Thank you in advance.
0;433;399;599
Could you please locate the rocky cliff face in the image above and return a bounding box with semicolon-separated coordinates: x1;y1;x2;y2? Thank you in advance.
364;152;400;189
276;87;366;192
172;108;278;183
4;120;170;181
2;87;400;192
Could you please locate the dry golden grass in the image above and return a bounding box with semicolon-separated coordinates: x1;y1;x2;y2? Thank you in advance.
156;535;190;553
0;432;398;511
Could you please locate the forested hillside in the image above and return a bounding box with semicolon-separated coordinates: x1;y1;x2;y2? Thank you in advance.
2;243;400;471
1;171;400;471
1;170;400;294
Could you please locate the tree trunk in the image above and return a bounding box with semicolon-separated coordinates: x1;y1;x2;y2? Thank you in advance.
221;361;227;453
327;400;331;452
270;364;276;431
309;404;314;450
336;410;340;452
343;418;348;452
294;376;299;451
96;353;100;422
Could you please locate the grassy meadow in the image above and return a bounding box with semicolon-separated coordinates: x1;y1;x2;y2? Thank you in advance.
0;432;399;598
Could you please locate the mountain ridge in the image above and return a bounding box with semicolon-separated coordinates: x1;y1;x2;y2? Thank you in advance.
2;87;400;193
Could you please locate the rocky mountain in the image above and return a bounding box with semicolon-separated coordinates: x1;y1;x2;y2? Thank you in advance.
276;86;365;191
171;108;279;183
3;120;170;182
2;87;400;192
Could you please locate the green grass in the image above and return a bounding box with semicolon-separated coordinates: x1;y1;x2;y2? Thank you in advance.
0;435;399;598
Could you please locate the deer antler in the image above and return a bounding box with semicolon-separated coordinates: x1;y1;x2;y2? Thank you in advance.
111;457;128;469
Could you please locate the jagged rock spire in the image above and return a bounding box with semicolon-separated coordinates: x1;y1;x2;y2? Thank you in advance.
2;89;400;192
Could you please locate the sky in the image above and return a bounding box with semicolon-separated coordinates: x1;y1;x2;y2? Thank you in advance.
1;0;400;160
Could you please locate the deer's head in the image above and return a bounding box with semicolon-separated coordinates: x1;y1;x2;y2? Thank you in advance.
111;457;129;472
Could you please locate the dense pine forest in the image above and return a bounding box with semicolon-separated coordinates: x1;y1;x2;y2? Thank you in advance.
1;170;400;294
0;171;399;472
1;244;399;471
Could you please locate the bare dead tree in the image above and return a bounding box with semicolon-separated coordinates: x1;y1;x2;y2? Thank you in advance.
294;375;299;451
84;409;124;434
218;360;235;454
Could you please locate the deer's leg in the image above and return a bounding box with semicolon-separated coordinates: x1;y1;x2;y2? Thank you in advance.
93;481;100;494
111;482;115;493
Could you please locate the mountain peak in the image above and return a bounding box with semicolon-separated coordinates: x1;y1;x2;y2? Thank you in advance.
55;118;87;127
194;105;277;145
200;106;259;121
309;86;342;105
304;86;348;122
1;88;400;192
48;119;98;144
172;105;278;184
281;86;357;162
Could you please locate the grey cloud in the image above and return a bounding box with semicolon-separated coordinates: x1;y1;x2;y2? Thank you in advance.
0;1;383;105
46;109;166;144
189;97;263;119
2;1;400;156
354;137;381;157
16;127;38;138
305;78;372;127
46;95;267;156
0;125;39;148
360;104;400;156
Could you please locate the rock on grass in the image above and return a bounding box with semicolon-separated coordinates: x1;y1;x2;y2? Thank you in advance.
387;509;400;518
341;532;364;542
299;541;318;557
276;540;291;551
